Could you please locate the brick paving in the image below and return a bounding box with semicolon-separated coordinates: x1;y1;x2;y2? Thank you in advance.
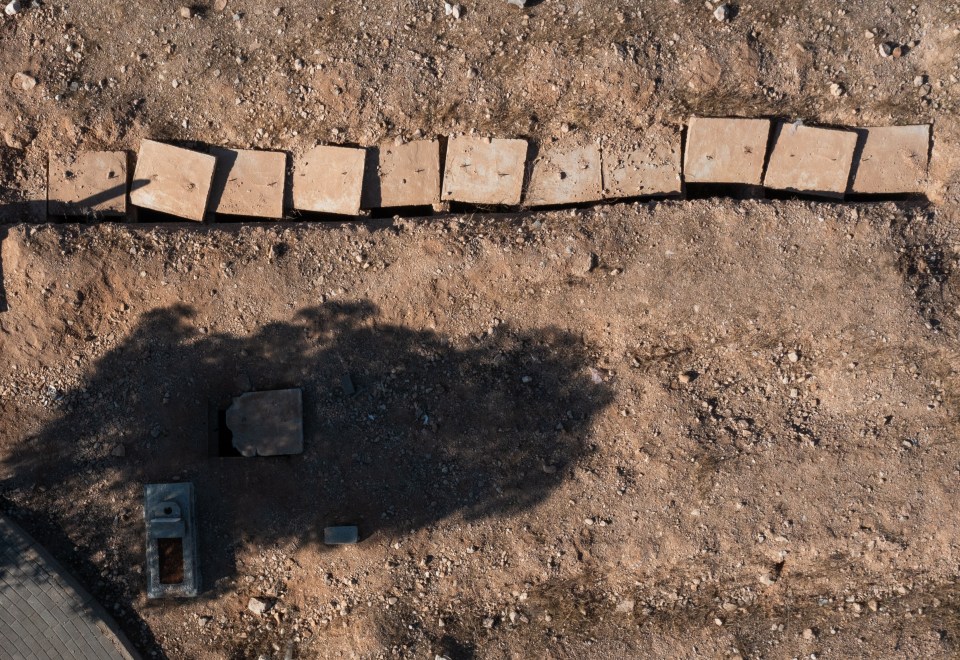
0;514;138;659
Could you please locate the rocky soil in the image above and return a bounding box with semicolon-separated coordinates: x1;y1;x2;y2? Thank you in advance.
2;1;960;659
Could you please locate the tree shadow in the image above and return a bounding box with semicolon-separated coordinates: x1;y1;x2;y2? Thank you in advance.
0;300;613;653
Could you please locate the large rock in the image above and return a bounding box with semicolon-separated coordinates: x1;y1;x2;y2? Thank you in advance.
48;150;128;217
763;123;858;198
849;125;930;194
683;116;770;185
226;389;304;457
361;139;441;208
442;136;527;205
130;140;216;221
293;144;366;215
209;147;286;219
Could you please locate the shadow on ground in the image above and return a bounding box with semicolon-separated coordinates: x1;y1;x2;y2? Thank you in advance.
0;300;613;655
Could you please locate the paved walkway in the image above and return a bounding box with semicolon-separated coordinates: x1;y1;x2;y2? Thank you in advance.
0;514;139;659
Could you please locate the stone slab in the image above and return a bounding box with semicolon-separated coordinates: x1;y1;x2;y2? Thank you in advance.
48;151;127;217
763;123;858;198
849;124;930;194
324;526;359;545
144;483;200;599
361;139;441;208
524;141;603;206
226;388;303;457
602;130;682;198
293;144;366;215
130;140;216;221
441;136;527;205
209;147;286;218
683;117;770;185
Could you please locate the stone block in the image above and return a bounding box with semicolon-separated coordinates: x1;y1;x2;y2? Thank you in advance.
763;123;858;197
144;483;200;599
226;388;303;457
130;140;216;221
524;141;603;206
324;526;359;545
441;136;527;205
48;151;127;217
603;130;682;198
683;117;770;185
293;144;366;215
361;139;441;208
849;124;930;194
209;147;286;218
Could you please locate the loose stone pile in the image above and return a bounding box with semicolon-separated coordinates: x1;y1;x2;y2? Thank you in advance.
43;118;931;222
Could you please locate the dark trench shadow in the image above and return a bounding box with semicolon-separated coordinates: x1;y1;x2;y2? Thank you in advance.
0;300;613;654
0;225;7;312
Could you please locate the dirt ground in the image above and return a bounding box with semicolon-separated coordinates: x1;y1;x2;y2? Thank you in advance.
2;1;960;659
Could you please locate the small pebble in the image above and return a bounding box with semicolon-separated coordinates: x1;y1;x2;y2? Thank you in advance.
713;3;729;21
4;0;20;15
12;72;36;91
443;2;461;19
179;6;192;18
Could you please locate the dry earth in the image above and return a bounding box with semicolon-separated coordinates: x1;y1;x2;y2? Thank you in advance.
2;1;960;659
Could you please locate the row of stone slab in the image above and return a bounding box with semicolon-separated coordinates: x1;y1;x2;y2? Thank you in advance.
46;119;930;222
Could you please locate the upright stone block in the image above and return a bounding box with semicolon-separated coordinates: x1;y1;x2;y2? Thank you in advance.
361;139;441;208
442;136;527;205
293;144;366;216
48;151;127;217
603;129;682;198
763;123;858;198
849;125;930;194
683;117;770;185
524;141;603;206
209;147;286;219
130;140;216;221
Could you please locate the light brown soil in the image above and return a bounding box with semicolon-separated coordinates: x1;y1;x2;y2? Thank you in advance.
2;2;960;659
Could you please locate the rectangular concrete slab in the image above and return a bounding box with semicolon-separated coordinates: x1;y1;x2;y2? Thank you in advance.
361;139;441;208
850;125;930;194
48;151;127;217
324;526;359;545
683;117;770;185
602;130;682;198
293;144;366;215
225;388;303;457
442;136;527;205
763;123;858;198
130;140;216;221
524;141;603;206
209;147;286;219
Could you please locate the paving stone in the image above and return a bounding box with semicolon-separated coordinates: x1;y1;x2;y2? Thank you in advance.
361;139;441;208
849;124;930;194
209;147;286;218
226;388;304;457
602;130;682;198
683;117;770;185
129;139;216;221
441;136;527;205
0;514;137;659
293;144;366;215
47;151;127;217
763;123;858;198
524;140;603;206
